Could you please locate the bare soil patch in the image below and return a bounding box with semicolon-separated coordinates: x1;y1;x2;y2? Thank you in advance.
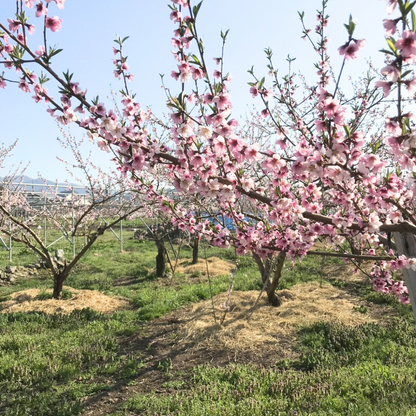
0;286;130;314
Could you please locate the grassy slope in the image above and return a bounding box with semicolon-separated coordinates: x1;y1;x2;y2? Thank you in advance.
0;230;415;416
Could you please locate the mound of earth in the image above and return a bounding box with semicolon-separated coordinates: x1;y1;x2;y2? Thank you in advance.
0;286;130;314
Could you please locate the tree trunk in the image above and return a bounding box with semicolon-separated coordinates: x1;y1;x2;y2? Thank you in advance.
53;274;66;299
253;252;286;307
266;251;286;306
192;234;199;264
155;240;166;278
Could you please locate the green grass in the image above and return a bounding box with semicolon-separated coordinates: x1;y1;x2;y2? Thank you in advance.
124;318;416;416
0;309;142;416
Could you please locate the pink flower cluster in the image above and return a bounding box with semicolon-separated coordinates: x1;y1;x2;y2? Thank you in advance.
371;260;410;304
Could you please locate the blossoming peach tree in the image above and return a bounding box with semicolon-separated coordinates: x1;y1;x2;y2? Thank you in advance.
0;134;146;299
2;0;416;313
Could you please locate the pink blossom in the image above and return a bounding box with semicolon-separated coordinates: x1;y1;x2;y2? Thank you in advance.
171;70;180;81
385;118;402;136
171;112;183;124
250;85;259;97
17;33;27;44
197;126;212;139
381;0;398;14
19;79;31;93
246;143;261;163
25;0;35;7
399;292;410;304
368;212;382;231
172;0;188;6
396;30;416;62
97;139;110;153
213;70;221;79
262;88;273;102
46;0;65;8
36;2;48;17
405;78;416;96
0;78;6;89
90;102;106;117
375;80;393;97
170;11;182;23
338;39;366;60
315;119;326;133
45;16;63;32
213;93;231;110
320;97;341;118
191;66;204;80
261;108;269;118
383;19;397;36
46;108;56;117
381;65;399;82
8;19;22;32
4;43;13;54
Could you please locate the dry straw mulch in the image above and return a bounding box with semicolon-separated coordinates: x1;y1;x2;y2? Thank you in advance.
175;256;235;277
174;281;396;361
0;286;130;315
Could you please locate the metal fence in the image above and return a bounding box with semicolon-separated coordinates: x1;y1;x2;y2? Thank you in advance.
0;183;130;261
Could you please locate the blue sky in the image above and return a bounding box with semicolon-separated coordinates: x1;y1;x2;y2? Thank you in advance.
0;0;388;181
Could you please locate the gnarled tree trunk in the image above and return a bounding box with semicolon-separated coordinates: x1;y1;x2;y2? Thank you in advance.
253;251;287;306
155;239;167;278
53;274;67;299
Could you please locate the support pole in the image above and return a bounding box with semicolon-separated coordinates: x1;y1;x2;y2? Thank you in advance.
393;232;416;322
44;218;47;246
120;219;123;252
8;220;12;262
72;204;76;258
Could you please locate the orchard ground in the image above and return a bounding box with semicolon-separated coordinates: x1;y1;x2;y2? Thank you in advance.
0;226;415;416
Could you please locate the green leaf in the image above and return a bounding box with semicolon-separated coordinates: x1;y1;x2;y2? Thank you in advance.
386;37;397;53
412;9;416;32
193;1;203;18
258;77;265;91
190;54;201;66
379;48;394;56
405;1;416;13
402;69;413;78
343;124;351;137
221;29;230;40
39;73;50;84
